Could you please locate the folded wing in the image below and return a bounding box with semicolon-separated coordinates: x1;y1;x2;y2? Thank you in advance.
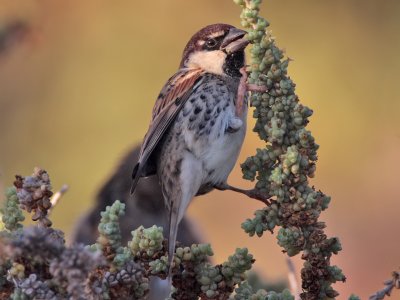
130;68;205;194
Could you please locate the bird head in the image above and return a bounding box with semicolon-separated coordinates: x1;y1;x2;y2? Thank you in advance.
180;24;249;77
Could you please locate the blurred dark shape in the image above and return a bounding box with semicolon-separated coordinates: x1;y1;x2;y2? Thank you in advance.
73;144;201;246
0;20;30;56
246;271;287;293
73;145;202;299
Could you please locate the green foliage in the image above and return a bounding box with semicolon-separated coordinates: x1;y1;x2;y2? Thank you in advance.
97;199;125;252
0;171;260;299
276;227;303;257
0;187;24;232
197;264;223;298
89;199;135;269
149;255;168;274
221;248;254;284
233;0;345;299
0;173;151;300
234;281;294;300
175;243;213;263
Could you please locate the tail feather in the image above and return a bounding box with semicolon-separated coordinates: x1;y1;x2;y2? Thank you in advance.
130;163;140;195
167;201;179;286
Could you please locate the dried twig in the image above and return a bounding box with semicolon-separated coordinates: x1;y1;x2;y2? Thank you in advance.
48;184;69;215
286;257;300;300
369;271;400;300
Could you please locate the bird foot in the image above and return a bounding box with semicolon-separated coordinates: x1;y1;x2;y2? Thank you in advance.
214;183;271;206
236;67;268;117
246;83;268;93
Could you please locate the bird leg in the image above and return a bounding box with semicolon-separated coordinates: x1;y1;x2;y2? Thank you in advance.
214;182;272;206
235;67;249;117
235;67;268;117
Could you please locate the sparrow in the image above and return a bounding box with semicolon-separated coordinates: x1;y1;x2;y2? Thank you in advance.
130;23;250;278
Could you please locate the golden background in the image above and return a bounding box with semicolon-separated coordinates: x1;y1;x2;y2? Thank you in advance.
1;0;399;298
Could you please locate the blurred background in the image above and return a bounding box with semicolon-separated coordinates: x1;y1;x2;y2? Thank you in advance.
0;0;399;298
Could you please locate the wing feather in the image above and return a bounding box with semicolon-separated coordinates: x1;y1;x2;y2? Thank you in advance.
130;68;204;194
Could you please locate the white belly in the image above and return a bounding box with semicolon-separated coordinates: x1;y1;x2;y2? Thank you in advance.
184;104;247;185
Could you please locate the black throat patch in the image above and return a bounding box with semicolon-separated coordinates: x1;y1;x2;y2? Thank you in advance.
223;51;245;77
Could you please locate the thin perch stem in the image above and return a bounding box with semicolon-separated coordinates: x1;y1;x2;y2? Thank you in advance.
214;183;271;206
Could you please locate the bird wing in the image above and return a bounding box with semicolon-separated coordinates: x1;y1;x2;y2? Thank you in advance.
130;68;205;194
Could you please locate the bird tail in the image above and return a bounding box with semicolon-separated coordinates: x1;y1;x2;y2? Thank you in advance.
130;163;140;195
167;200;179;286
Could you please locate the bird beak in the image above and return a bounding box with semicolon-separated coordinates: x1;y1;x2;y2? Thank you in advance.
221;27;249;54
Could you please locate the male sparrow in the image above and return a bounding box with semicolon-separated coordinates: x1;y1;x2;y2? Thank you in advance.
130;23;250;278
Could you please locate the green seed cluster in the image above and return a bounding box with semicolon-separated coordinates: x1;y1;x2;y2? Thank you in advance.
233;0;345;299
235;0;325;235
97;200;125;253
147;244;211;277
221;248;253;284
142;239;255;299
91;199;134;269
276;227;304;257
197;264;223;298
175;243;213;264
242;203;279;235
148;255;168;274
0;187;24;232
129;225;164;257
193;248;254;299
235;281;294;300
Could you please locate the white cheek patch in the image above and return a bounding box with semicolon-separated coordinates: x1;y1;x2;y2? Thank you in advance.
187;51;226;75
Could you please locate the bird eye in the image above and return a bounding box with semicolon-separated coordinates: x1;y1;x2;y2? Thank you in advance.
205;38;217;49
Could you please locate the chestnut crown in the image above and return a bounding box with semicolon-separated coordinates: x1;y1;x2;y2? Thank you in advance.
179;24;248;77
